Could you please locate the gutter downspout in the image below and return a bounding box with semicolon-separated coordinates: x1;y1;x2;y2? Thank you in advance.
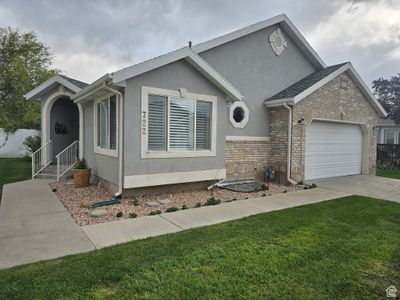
104;85;124;197
283;102;298;185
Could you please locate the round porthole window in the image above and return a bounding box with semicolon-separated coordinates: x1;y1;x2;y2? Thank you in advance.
229;102;249;128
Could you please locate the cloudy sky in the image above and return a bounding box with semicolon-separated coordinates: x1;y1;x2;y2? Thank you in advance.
0;0;399;86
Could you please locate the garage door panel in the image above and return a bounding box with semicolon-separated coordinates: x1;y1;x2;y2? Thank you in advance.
306;163;361;180
305;121;362;180
307;153;361;165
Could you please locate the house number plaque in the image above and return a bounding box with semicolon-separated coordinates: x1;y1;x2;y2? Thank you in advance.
141;111;147;135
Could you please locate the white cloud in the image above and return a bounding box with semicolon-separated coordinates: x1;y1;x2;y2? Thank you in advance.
50;35;126;83
308;0;400;50
1;0;399;85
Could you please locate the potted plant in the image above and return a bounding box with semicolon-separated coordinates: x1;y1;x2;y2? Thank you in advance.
72;158;91;187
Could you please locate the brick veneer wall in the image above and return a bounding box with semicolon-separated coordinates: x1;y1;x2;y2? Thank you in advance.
269;107;289;171
225;140;271;181
291;71;379;181
224;71;380;183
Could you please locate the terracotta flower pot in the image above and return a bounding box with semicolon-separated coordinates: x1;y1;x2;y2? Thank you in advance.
72;168;91;187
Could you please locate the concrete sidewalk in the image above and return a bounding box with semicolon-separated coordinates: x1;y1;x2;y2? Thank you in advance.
82;187;350;248
0;179;95;269
6;176;387;269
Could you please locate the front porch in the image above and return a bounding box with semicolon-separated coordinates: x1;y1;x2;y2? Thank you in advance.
24;75;87;180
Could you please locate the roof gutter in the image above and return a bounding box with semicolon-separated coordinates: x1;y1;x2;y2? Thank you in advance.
264;98;294;108
73;74;112;103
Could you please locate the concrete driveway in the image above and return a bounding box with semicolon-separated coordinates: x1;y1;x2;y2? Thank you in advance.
0;179;95;269
308;175;400;203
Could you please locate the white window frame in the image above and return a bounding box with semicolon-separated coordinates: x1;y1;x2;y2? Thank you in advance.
141;86;217;159
229;101;249;128
94;92;119;157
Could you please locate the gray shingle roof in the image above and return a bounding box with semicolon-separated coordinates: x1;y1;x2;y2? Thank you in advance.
267;63;348;101
59;75;88;89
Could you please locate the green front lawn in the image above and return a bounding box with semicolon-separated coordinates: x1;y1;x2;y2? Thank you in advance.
0;196;399;299
0;158;31;194
377;168;400;180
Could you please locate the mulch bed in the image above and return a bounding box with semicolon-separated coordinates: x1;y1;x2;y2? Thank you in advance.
50;180;301;226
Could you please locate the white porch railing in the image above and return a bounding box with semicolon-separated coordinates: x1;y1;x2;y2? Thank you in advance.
56;140;79;181
31;140;53;179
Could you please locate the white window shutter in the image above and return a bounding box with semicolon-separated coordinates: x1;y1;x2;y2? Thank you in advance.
196;101;212;150
100;100;109;149
148;95;167;150
109;96;117;150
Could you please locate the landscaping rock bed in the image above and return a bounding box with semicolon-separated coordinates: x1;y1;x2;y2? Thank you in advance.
50;180;300;226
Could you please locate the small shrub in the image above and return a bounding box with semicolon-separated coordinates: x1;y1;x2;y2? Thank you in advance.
129;212;137;218
261;193;267;197
194;203;202;208
283;190;287;193
377;160;400;170
131;198;140;206
203;197;221;206
255;183;269;192
311;183;317;189
181;204;188;210
74;158;88;169
116;211;123;218
23;135;41;153
149;210;162;216
166;206;179;213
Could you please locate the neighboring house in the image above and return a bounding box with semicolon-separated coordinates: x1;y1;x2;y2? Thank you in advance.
378;118;400;144
0;128;40;158
25;14;387;195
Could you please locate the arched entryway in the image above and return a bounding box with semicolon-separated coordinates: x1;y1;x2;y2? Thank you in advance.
50;96;79;160
42;89;84;161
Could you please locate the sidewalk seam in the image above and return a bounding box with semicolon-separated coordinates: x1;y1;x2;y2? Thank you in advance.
80;228;98;250
158;215;185;230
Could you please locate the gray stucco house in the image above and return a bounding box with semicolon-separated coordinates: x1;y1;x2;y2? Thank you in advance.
25;14;387;195
378;118;400;144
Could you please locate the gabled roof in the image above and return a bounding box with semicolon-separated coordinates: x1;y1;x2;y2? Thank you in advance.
59;75;88;89
264;63;387;117
74;14;326;103
267;63;347;101
25;75;88;100
192;14;326;69
74;48;243;102
112;14;325;85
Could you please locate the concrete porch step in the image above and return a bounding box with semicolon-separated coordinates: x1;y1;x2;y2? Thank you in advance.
35;164;72;180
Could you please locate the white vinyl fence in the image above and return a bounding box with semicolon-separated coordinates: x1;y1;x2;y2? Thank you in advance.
0;128;40;158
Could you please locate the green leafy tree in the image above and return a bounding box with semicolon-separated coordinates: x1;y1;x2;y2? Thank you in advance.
0;27;58;131
372;74;400;124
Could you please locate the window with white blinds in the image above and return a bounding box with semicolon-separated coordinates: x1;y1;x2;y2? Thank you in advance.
169;97;195;151
148;95;167;150
96;95;117;154
196;101;212;150
147;93;213;154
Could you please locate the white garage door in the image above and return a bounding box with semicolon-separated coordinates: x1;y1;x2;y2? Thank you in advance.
305;121;362;180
